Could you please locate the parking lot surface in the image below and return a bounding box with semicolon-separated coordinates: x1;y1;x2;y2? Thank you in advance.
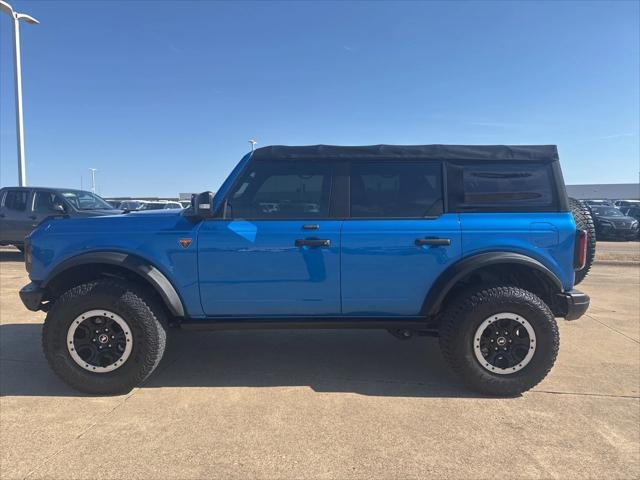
1;243;639;479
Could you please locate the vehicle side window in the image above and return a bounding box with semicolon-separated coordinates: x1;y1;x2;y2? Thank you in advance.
33;191;65;213
227;161;332;219
350;162;443;218
449;162;555;211
4;190;28;211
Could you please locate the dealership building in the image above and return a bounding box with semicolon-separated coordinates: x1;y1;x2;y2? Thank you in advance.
566;183;639;200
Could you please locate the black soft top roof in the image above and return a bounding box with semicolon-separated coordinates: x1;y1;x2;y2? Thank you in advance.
252;144;559;163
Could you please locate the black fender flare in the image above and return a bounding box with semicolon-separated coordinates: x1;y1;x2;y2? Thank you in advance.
421;252;563;316
41;251;185;318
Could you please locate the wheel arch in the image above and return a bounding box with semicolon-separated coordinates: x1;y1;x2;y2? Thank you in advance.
422;252;564;317
41;251;185;318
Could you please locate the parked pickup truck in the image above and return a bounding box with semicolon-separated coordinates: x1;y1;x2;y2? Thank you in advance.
19;144;590;396
0;187;119;251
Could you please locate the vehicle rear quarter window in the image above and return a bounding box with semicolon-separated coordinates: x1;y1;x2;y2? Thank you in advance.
227;161;333;219
448;162;556;211
349;162;443;218
4;190;28;211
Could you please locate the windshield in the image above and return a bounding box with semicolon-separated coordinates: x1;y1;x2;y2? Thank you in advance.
592;207;624;217
60;191;113;210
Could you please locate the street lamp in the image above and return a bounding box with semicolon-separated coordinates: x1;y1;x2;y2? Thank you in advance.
89;168;97;194
0;0;39;187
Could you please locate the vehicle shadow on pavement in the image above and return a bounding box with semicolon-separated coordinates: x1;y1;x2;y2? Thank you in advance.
0;323;487;398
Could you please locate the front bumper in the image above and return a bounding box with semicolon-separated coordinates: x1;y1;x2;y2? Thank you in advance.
19;282;44;311
598;224;639;239
555;289;590;321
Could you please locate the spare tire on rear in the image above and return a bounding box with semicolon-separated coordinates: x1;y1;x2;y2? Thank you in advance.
569;198;596;285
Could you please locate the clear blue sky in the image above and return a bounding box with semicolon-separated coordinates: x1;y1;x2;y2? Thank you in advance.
1;0;638;197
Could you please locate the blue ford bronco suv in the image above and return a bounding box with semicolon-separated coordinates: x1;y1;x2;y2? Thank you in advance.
20;144;590;396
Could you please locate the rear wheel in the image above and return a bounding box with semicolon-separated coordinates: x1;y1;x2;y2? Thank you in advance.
42;279;167;395
569;197;596;285
439;286;559;396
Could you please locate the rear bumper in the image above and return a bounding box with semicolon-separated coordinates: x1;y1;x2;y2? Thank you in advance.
555;289;590;321
19;282;44;311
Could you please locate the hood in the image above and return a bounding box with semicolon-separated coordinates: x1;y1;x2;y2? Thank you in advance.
76;209;123;216
597;215;636;222
36;208;186;236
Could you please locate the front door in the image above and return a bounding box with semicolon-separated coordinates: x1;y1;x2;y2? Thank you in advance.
198;159;341;317
30;190;67;227
341;161;462;316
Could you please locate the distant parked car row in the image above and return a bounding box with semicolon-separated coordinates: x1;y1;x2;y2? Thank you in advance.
583;199;640;208
581;199;639;241
105;199;186;210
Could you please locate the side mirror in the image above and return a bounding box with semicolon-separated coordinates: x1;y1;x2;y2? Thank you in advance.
190;191;214;218
53;204;65;213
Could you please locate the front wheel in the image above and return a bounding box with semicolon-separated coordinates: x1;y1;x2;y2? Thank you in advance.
42;279;167;395
439;286;559;396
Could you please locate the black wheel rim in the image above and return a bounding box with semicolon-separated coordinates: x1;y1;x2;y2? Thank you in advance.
473;313;536;374
67;310;133;372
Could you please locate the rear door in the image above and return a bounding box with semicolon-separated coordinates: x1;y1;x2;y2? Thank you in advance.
198;159;342;316
341;161;462;316
0;188;31;244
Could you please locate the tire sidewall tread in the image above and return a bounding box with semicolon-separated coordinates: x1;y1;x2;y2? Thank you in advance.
439;286;559;396
42;279;167;395
569;198;596;285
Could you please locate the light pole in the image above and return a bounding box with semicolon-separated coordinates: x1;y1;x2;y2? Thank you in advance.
0;1;39;187
89;168;97;194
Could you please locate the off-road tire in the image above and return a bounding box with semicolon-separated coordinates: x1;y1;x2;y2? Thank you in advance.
569;197;596;285
439;286;559;396
42;279;167;395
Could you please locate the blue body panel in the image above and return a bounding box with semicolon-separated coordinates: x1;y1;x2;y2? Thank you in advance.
458;212;576;290
198;219;341;316
28;211;205;317
341;215;462;316
28;210;577;319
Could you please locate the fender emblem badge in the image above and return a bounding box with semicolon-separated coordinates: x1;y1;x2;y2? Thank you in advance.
178;238;192;249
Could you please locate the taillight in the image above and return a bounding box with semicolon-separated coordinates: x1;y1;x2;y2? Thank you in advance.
24;238;32;273
574;229;587;270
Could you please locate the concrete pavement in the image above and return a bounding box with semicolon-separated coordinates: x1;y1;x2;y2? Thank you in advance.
1;244;638;479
